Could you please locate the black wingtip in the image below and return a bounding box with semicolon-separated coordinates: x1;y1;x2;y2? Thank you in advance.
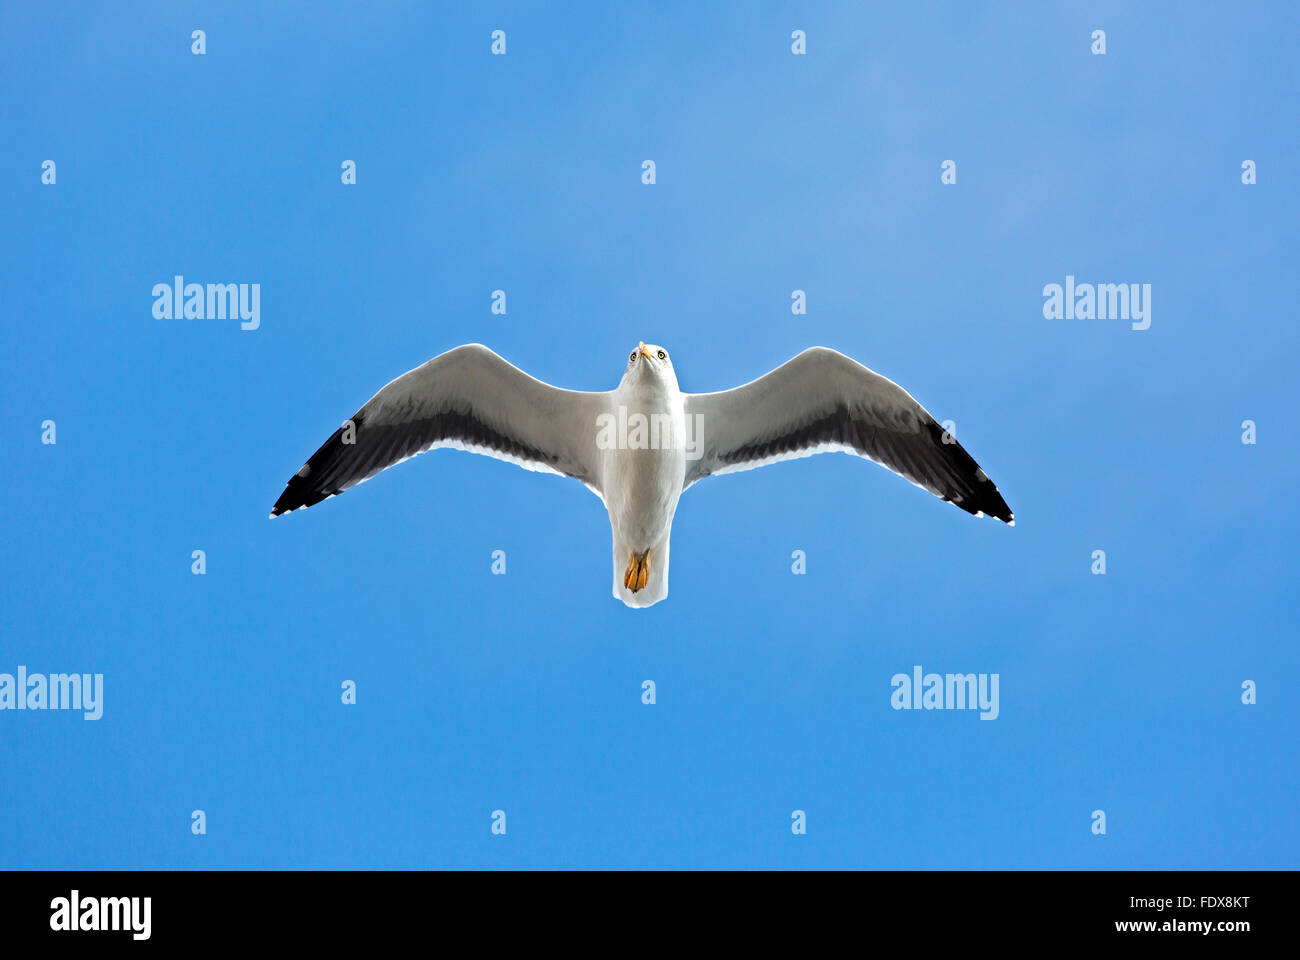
270;411;372;519
269;487;299;518
270;464;329;518
269;484;297;518
923;420;1013;525
974;481;1014;525
987;499;1015;525
962;474;1014;525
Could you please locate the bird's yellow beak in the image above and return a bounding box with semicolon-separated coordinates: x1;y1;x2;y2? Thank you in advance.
638;341;651;359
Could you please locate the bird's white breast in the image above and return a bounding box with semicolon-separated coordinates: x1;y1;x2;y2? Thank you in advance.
600;382;687;550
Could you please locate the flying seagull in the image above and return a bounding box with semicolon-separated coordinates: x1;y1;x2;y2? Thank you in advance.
271;343;1013;607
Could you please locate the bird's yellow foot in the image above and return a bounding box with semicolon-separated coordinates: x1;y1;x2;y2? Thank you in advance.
623;550;650;593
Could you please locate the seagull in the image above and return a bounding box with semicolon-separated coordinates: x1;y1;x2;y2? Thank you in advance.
271;342;1013;608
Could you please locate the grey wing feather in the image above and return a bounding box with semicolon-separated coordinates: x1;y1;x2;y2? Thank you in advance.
683;347;1013;523
271;344;608;517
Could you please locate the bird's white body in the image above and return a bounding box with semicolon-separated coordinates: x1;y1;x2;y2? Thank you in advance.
272;340;1013;609
600;358;687;606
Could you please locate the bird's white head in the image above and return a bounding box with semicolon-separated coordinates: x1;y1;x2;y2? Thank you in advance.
621;340;678;392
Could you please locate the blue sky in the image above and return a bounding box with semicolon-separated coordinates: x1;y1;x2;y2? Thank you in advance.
1;1;1296;868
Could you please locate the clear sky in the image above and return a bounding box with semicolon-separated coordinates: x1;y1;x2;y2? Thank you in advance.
1;1;1296;869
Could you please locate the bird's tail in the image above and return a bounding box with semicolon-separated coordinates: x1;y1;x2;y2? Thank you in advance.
612;529;670;609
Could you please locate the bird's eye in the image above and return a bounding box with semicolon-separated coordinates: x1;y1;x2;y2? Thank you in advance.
657;351;666;360
629;352;637;362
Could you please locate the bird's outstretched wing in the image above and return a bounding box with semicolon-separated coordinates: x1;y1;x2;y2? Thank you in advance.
683;347;1013;523
271;344;609;517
